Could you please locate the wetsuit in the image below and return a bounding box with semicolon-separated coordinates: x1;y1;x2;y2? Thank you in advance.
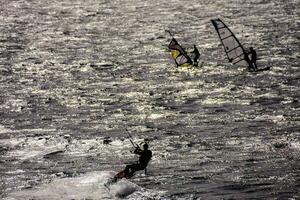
124;147;152;178
192;45;200;66
244;52;256;72
250;48;257;71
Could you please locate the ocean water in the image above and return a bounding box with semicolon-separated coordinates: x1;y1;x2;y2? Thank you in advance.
0;0;299;199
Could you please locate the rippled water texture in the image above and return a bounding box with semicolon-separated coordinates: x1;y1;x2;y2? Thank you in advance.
0;0;299;199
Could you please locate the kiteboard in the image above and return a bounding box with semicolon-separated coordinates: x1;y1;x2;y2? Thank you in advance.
104;169;133;190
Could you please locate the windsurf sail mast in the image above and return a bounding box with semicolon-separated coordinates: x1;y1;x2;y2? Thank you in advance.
167;31;193;67
211;19;249;66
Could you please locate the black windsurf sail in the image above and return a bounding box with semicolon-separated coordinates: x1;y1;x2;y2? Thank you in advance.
168;37;193;67
211;18;249;67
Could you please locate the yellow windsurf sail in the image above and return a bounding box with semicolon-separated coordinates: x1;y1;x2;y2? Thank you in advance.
168;38;193;67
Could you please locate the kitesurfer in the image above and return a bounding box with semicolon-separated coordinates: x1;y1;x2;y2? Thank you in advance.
123;143;152;177
249;47;258;71
106;143;152;185
191;45;200;67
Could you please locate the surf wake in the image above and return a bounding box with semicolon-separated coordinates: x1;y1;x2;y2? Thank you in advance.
5;171;162;200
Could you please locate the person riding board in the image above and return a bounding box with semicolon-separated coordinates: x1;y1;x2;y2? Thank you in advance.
244;52;254;72
191;45;200;67
122;143;152;178
249;47;257;71
244;47;258;72
106;143;152;185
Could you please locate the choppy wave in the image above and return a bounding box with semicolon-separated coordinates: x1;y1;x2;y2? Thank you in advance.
0;0;299;199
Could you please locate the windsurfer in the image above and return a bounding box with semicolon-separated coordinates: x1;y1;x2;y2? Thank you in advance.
249;47;258;71
191;45;200;67
244;52;254;72
244;47;257;72
211;19;262;72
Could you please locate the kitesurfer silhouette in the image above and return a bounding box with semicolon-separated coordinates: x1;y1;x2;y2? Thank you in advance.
123;143;152;177
106;143;152;186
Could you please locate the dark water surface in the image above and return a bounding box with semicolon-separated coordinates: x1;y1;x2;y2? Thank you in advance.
0;0;299;199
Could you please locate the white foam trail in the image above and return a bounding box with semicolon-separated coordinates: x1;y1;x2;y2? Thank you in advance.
109;179;138;198
5;171;137;200
5;171;164;200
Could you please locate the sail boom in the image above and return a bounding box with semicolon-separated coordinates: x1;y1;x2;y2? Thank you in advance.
231;53;244;60
226;45;242;53
233;58;245;64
